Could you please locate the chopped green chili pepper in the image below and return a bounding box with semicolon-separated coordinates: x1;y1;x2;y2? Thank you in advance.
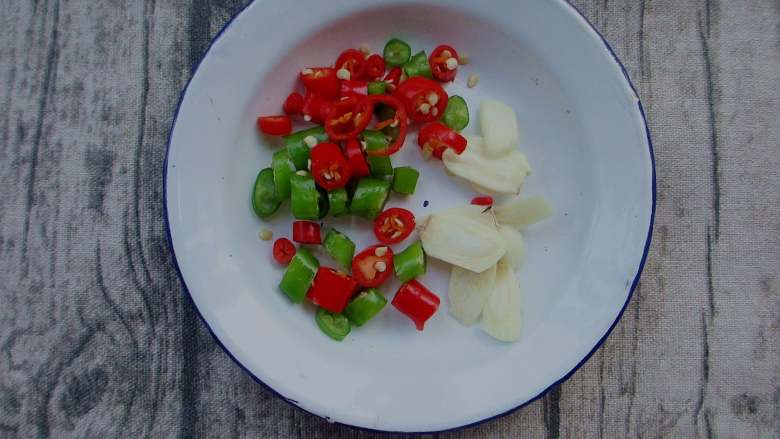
368;158;393;177
349;178;391;219
442;95;469;131
367;81;387;95
328;188;349;216
252;168;281;218
283;125;329;170
290;172;327;220
361;130;393;176
392;166;420;195
279;247;319;303
315;187;328;218
344;288;387;326
393;240;426;282
323;229;355;271
403;50;432;79
383;38;412;67
315;307;351;341
272;149;295;200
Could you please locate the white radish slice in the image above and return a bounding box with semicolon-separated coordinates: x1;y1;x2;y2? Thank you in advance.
448;265;496;326
494;196;553;229
442;136;531;195
481;259;522;342
479;99;519;157
498;225;525;270
419;213;506;273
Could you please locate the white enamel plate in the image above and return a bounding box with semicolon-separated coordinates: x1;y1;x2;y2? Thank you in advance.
165;0;654;432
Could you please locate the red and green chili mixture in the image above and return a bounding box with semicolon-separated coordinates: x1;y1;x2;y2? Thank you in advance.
252;38;473;341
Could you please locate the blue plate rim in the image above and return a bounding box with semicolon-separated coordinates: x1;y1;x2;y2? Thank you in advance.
162;0;656;434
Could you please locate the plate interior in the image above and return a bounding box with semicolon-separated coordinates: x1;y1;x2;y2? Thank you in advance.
166;0;653;431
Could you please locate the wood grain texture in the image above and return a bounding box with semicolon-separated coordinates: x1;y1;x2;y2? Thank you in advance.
0;0;777;437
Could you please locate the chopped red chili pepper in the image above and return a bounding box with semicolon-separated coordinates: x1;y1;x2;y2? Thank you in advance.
364;94;408;156
256;115;293;136
392;280;440;330
429;45;459;82
292;221;322;244
373;208;415;245
471;196;494;206
272;238;296;265
307;267;359;313
340;80;368;97
310;142;351;190
364;54;386;81
323;95;373;141
345;138;370;179
335;49;366;80
351;244;394;288
302;93;330;124
417;121;467;159
393;76;448;123
300;67;340;100
383;67;402;92
283;92;305;115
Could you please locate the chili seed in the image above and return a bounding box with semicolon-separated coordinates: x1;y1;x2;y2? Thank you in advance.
374;246;388;257
421;145;433;160
259;228;273;241
467;73;479;88
374;261;387;272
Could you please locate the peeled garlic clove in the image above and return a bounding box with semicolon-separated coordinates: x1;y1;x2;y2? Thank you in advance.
448;265;496;326
479;99;520;158
494;196;553;229
471;182;499;196
419;213;506;273
442;136;531;194
433;204;498;228
498;225;525;270
481;259;522;342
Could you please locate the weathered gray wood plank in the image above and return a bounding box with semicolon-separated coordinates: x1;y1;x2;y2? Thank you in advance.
699;1;780;437
0;0;777;437
0;0;192;437
558;1;780;438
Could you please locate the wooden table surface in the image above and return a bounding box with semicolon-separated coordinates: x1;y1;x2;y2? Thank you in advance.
1;0;778;437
